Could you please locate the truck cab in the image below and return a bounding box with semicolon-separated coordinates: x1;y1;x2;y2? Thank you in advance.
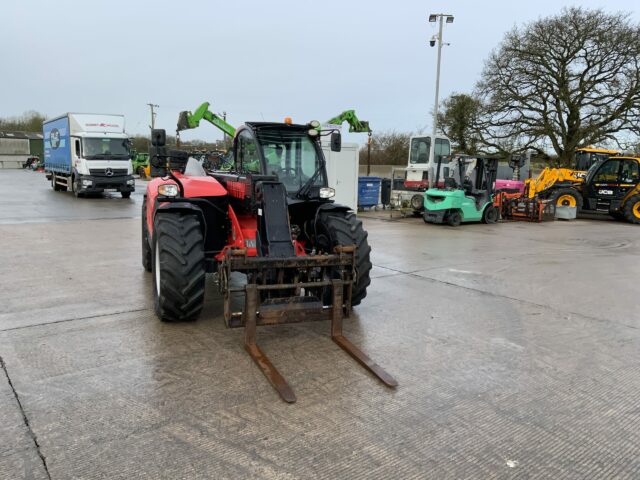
405;135;451;189
44;113;135;198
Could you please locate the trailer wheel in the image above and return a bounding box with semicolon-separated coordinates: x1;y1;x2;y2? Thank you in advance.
550;187;583;210
152;214;206;322
141;199;152;272
482;205;499;224
316;211;372;306
623;194;640;224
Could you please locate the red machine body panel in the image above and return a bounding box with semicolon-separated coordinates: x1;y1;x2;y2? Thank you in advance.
145;173;227;234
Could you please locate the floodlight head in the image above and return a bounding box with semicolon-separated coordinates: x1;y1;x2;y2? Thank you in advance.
428;14;437;22
446;16;454;23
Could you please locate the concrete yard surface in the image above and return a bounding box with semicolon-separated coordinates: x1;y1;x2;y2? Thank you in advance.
1;169;640;479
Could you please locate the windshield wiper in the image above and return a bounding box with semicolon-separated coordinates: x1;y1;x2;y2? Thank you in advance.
297;165;323;199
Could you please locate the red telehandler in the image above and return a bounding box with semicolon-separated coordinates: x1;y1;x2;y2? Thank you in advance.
142;122;396;402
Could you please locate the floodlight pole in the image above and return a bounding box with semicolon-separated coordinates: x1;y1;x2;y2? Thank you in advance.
427;14;452;189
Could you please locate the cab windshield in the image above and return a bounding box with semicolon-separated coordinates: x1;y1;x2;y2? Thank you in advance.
575;151;610;171
83;137;130;159
409;137;451;165
256;129;325;192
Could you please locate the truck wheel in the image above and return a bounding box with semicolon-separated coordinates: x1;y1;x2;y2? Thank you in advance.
482;205;499;224
141;199;152;272
121;191;131;199
72;175;83;198
623;194;640;224
550;188;583;210
316;211;372;306
152;214;205;322
51;174;62;191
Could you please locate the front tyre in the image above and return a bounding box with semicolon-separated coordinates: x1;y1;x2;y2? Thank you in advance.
316;211;372;306
121;191;131;199
550;187;583;210
623;194;640;224
72;175;84;198
482;205;499;224
152;214;205;322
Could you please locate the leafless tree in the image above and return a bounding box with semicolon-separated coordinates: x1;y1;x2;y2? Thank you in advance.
476;7;640;164
359;131;411;166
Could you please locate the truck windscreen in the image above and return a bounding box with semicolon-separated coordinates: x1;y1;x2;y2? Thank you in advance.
83;138;129;159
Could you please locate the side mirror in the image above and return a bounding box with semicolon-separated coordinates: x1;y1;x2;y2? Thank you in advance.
330;131;342;152
151;129;166;147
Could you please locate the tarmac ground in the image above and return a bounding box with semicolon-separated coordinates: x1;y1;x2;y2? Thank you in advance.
1;169;639;479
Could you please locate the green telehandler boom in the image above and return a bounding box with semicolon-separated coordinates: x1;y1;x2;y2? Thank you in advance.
176;101;236;138
325;110;371;134
178;102;372;138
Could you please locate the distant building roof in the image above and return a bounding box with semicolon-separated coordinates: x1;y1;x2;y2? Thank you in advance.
0;131;43;140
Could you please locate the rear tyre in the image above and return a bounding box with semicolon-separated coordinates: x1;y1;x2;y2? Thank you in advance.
622;194;640;224
550;187;583;210
316;211;372;306
410;194;424;213
141;199;152;272
152;214;205;322
447;211;462;227
121;191;131;199
51;174;62;191
482;205;499;224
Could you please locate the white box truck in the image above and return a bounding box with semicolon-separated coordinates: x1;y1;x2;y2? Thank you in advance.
44;113;135;198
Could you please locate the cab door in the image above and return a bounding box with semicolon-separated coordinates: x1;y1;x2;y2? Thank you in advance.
583;159;635;212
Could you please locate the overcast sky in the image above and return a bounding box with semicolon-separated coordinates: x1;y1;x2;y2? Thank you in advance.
2;0;638;144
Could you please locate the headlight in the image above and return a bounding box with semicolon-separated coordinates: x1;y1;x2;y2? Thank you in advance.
319;187;335;199
309;120;320;128
127;179;135;185
158;184;179;197
82;180;92;186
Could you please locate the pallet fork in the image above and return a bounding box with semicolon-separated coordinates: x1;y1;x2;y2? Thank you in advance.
220;246;398;403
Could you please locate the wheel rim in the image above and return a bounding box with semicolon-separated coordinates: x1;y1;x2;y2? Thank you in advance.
155;244;161;296
633;201;640;219
557;194;576;207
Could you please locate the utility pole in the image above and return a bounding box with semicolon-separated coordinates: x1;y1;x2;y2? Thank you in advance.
147;103;159;130
427;14;454;187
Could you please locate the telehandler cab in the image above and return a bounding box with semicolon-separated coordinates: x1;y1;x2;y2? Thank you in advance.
142;122;397;402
